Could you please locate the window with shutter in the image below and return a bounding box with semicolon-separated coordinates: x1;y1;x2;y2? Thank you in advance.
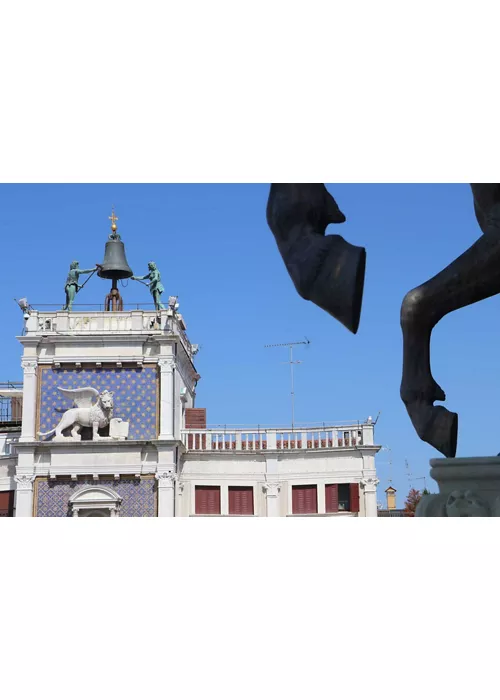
349;483;360;513
195;485;221;514
338;483;351;511
228;486;254;515
325;484;339;513
185;408;206;429
0;490;15;517
292;485;317;514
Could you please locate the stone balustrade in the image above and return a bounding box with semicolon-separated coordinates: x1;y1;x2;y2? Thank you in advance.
23;309;195;358
182;423;375;452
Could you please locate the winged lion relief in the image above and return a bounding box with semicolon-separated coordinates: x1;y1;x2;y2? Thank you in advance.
38;387;115;441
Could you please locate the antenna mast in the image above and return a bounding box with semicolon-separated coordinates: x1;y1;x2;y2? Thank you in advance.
264;338;310;429
405;459;413;488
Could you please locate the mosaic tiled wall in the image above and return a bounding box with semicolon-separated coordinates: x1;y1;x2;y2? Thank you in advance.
35;477;157;517
39;367;158;441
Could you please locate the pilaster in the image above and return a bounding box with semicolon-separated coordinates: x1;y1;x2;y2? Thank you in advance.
158;358;175;439
263;482;281;517
20;359;38;442
156;470;176;517
361;477;380;517
14;474;36;517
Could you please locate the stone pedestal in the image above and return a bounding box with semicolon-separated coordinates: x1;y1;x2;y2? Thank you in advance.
417;457;500;517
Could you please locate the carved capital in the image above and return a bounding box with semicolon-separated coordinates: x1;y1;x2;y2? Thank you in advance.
262;482;281;498
155;470;176;486
21;360;37;375
158;358;175;374
361;477;379;490
14;474;36;490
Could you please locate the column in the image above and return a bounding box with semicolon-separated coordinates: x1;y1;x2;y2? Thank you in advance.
20;360;38;442
156;471;176;517
14;475;36;517
263;482;281;517
361;477;380;517
158;358;175;439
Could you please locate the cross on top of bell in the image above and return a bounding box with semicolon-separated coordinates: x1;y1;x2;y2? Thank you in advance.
109;208;118;232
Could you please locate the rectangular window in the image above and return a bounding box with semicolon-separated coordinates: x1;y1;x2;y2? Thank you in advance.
0;490;15;517
338;483;351;511
228;486;254;515
195;485;221;515
325;484;339;513
292;485;317;514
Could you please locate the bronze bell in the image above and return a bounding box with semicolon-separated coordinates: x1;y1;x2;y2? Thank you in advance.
97;237;134;280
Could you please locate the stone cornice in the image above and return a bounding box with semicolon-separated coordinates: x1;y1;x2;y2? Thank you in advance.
15;438;183;451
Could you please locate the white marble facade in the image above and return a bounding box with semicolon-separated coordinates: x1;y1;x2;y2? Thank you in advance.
0;309;381;517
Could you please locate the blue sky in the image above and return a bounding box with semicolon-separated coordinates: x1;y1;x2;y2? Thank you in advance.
0;184;495;507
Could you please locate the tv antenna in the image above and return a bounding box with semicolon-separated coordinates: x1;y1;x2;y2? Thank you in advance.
405;458;413;487
264;338;310;429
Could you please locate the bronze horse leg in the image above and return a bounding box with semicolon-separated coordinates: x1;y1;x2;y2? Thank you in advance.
400;183;500;458
266;184;366;334
267;183;500;459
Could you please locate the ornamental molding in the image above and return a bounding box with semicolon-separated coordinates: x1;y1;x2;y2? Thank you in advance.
158;358;175;373
262;482;281;497
361;477;380;490
155;470;176;486
14;474;36;489
21;360;37;374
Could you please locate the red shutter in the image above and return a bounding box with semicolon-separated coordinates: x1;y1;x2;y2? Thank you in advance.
185;408;206;429
325;484;339;513
0;490;15;517
292;485;317;514
228;487;254;515
350;483;360;513
195;486;220;514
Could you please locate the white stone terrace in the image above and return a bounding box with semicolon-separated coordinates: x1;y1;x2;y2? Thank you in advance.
22;307;196;359
182;421;377;453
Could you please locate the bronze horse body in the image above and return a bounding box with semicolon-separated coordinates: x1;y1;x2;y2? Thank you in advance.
266;183;500;458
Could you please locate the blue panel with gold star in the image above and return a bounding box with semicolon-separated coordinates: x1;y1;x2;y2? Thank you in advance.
39;366;158;441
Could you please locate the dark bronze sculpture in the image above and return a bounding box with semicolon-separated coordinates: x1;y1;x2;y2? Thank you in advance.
267;183;500;459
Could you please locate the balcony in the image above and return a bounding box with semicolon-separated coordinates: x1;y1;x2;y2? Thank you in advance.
0;382;23;428
181;422;375;453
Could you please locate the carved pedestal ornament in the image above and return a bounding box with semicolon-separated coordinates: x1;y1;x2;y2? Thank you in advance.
415;457;500;517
